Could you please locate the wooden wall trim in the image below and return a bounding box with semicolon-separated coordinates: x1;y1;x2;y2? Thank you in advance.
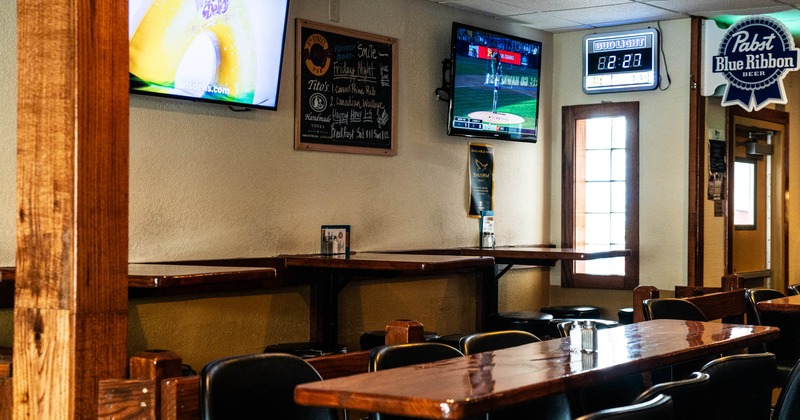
688;16;705;287
15;0;129;417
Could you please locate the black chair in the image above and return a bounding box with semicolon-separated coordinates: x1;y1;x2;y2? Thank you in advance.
487;311;554;338
458;330;571;420
540;305;601;319
632;371;710;420
699;353;776;420
642;298;707;321
458;330;540;355
788;284;800;296
369;342;463;372
773;358;800;420
200;353;337;420
744;288;785;326
574;394;673;420
369;343;474;420
744;288;797;384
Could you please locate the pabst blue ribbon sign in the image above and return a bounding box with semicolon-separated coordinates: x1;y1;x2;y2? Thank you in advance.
713;16;799;112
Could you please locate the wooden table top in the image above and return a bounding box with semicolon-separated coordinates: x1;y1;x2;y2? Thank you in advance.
283;252;495;272
460;246;631;266
295;320;779;419
127;264;276;288
756;294;800;313
0;264;276;288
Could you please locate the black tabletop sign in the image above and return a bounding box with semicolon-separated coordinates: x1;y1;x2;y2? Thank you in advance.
295;20;397;156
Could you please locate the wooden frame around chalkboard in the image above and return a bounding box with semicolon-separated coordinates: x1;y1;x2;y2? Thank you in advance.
295;19;398;156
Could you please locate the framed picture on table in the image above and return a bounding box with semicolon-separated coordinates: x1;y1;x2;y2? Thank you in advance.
321;225;350;255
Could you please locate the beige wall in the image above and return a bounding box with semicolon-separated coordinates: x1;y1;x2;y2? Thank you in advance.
0;0;554;368
550;20;692;294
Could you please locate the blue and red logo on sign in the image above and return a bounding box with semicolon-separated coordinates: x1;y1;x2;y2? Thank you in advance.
712;16;799;112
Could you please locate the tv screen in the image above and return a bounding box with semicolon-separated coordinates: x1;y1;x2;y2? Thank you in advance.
448;23;542;143
129;0;290;110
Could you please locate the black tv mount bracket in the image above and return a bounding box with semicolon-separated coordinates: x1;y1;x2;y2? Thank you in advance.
435;59;452;102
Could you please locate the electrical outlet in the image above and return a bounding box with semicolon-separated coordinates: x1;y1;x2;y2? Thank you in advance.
329;0;340;22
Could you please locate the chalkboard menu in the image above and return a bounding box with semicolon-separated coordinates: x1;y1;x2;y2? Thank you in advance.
295;20;397;156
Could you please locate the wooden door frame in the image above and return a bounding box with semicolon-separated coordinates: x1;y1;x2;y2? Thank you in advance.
725;107;789;288
688;17;705;286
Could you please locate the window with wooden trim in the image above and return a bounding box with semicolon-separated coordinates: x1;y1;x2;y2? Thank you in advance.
562;102;639;289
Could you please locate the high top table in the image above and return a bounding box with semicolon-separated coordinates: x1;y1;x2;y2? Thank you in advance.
0;264;278;306
295;320;779;419
459;245;631;279
283;252;496;347
756;294;800;313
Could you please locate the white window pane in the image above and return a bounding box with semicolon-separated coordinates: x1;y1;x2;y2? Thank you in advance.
611;182;626;213
584;256;625;275
611;117;627;148
585;214;611;245
734;160;755;226
611;150;626;181
586;118;612;149
610;213;625;244
585;150;610;180
585;182;611;213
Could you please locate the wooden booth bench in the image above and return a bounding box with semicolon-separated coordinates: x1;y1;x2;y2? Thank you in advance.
0;320;426;420
631;274;747;324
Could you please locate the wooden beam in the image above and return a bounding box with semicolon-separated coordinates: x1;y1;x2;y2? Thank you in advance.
15;0;128;417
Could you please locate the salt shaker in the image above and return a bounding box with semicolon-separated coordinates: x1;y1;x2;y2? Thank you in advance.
580;320;598;353
569;320;582;352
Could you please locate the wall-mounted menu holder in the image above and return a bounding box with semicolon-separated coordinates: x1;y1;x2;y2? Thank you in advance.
295;19;397;156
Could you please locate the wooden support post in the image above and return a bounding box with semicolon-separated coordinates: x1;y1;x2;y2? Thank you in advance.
97;379;156;420
0;378;10;420
632;286;660;323
385;320;425;345
161;376;200;420
15;0;129;417
130;350;184;415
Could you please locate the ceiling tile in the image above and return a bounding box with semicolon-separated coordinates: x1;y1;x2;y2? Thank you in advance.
508;12;588;31
547;2;684;26
636;0;790;14
498;0;632;13
436;0;532;16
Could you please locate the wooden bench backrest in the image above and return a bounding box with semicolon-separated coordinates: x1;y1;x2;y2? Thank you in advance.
88;319;428;420
633;275;745;323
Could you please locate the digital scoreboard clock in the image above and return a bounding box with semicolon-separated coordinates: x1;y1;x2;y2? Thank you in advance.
583;28;659;94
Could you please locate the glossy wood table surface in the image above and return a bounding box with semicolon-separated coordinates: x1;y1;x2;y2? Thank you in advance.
459;246;631;266
284;252;495;272
126;264;277;288
295;320;779;419
0;264;276;288
757;294;800;313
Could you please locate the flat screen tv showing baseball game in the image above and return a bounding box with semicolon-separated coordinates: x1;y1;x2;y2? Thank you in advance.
448;22;542;143
129;0;290;110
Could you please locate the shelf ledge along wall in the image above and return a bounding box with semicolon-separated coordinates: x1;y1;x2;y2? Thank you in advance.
15;0;129;418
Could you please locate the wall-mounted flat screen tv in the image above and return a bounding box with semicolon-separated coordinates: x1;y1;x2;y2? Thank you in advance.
448;23;542;143
129;0;290;110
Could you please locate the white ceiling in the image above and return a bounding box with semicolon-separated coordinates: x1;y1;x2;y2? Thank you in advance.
426;0;800;32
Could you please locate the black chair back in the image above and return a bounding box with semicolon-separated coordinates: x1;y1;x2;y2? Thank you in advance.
632;371;709;419
643;298;707;321
699;353;776;420
788;284;800;296
458;330;572;420
369;342;463;372
774;358;800;420
200;353;337;420
458;330;540;355
369;343;465;420
744;288;786;325
575;394;673;420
